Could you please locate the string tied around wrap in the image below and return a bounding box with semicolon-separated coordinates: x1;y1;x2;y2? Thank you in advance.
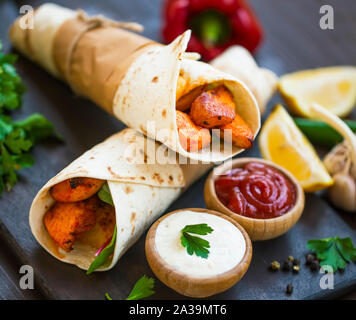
76;10;144;32
64;10;144;95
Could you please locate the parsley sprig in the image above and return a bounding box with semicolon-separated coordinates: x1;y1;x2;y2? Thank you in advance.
181;223;214;259
0;42;25;112
307;236;356;271
105;275;155;300
0;41;61;194
126;275;155;300
0;114;60;194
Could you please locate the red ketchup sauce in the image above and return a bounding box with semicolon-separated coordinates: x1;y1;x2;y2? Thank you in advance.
214;162;297;219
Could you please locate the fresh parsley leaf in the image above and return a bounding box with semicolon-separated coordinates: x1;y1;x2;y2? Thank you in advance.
182;224;214;235
0;42;61;195
13;113;62;143
0;116;12;140
307;236;356;271
5;127;33;154
181;223;213;259
98;182;114;206
0;113;60;194
0;42;26;112
105;276;155;301
0;143;17;191
86;226;117;275
126;276;155;300
12;153;34;169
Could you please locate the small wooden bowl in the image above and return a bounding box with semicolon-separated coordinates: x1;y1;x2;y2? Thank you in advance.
204;158;305;241
145;208;252;298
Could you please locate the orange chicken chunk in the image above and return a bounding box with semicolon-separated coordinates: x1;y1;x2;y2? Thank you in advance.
176;110;211;152
44;196;99;251
50;177;105;203
176;84;207;112
218;113;254;149
190;85;236;128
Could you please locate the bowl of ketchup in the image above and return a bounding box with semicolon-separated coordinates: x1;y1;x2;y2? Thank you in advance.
204;158;305;241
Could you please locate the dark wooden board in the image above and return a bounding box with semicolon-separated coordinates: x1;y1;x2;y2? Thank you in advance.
1;0;356;300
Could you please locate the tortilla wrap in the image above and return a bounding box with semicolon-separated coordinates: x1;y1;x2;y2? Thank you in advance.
9;3;260;163
30;128;211;271
211;46;278;114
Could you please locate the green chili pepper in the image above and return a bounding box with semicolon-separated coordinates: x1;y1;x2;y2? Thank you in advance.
293;118;356;148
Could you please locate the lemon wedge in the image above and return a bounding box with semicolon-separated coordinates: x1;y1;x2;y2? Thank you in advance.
279;66;356;118
259;105;333;192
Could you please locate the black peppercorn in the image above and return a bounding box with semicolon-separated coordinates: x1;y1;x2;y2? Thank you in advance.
293;258;300;266
282;260;293;271
269;261;281;272
306;253;315;265
310;260;320;271
293;265;300;274
286;284;293;295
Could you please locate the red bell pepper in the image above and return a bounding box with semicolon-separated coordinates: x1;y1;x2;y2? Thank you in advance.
162;0;263;61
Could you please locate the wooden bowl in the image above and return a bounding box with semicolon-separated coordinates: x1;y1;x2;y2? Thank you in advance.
204;158;305;241
145;208;252;298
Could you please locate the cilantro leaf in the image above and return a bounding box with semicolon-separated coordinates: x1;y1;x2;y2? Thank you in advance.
0;113;61;194
0;42;26;112
98;182;114;206
126;276;155;300
105;276;155;301
0;42;62;195
0;143;17;191
5;128;33;154
182;223;214;235
13;113;62;143
307;236;356;271
12;153;34;169
336;237;356;262
87;226;117;275
181;223;214;259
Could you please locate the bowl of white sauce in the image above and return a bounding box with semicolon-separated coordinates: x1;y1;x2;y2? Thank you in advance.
145;208;252;298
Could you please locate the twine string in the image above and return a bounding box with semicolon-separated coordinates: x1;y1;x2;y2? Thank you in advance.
64;10;143;94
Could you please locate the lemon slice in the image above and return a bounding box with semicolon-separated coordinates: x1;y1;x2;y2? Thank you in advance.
279;66;356;118
259;105;333;192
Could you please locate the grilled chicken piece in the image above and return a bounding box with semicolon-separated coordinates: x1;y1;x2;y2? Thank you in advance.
176;84;207;112
218;113;254;149
44;196;99;251
176;110;211;152
190;85;236;128
50;177;105;202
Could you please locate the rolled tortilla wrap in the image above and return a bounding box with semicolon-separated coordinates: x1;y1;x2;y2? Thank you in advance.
210;46;278;114
9;3;260;163
30;128;211;271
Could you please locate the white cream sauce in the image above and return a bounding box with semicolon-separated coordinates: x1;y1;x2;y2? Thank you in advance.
154;211;246;277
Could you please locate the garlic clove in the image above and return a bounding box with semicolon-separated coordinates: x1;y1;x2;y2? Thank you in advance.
329;172;356;212
323;142;350;176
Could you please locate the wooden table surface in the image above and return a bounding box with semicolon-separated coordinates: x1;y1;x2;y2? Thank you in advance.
0;0;356;300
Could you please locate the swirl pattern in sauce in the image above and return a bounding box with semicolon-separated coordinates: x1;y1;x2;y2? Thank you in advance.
215;162;296;219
